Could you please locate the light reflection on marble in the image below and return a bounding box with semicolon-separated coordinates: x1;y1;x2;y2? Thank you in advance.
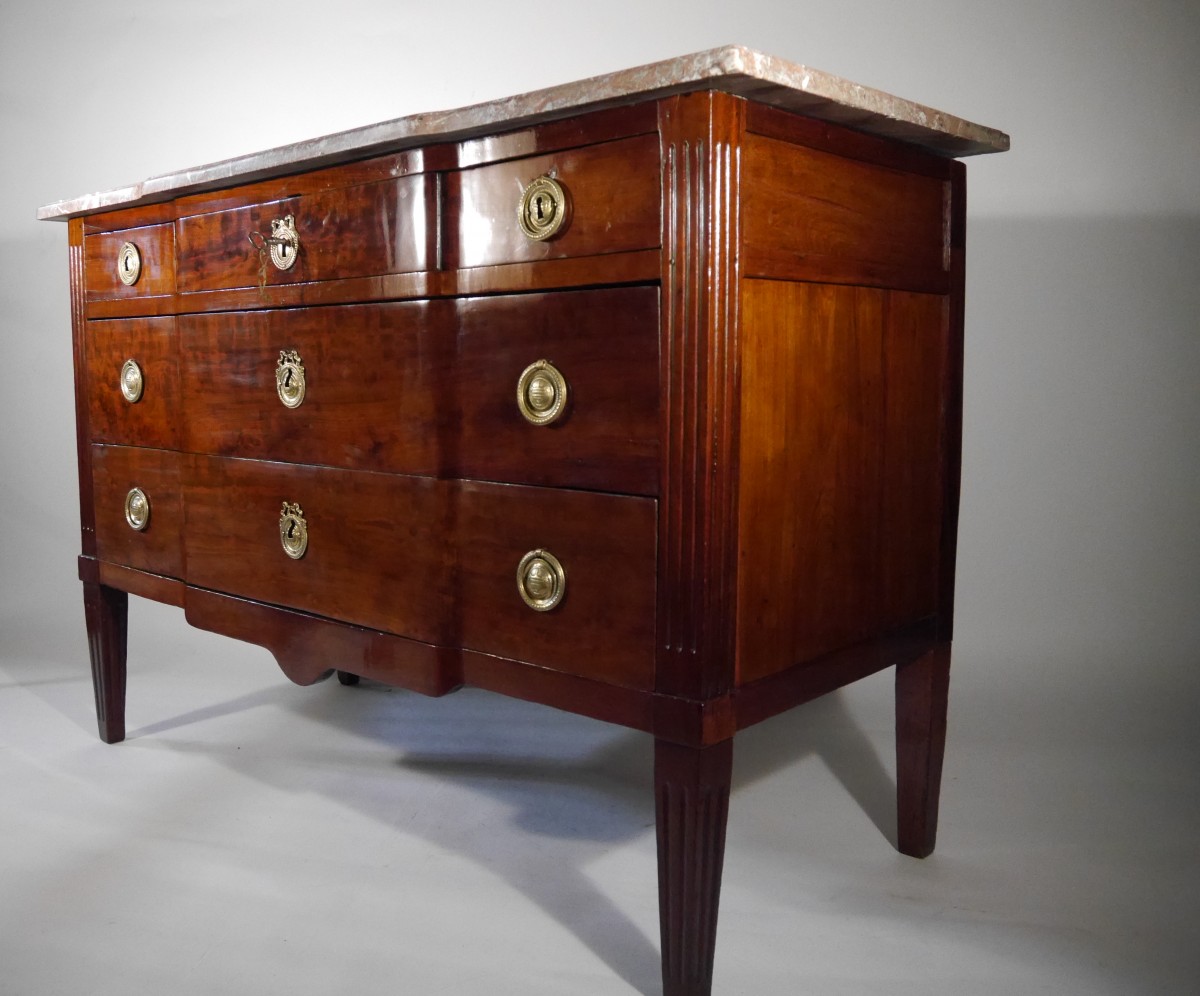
39;45;1009;221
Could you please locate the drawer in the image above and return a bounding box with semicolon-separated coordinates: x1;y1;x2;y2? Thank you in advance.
86;318;179;449
180;302;447;474
176;174;436;293
183;455;450;644
459;481;657;690
457;287;659;494
84;224;176;301
448;133;660;269
92;445;184;578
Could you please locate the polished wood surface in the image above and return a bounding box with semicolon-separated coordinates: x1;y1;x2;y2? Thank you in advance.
181;302;446;475
458;480;658;689
83;223;176;301
735;280;946;682
54;75;997;996
446;133;661;269
86;317;180;449
177;174;436;292
183;455;450;643
456;286;660;494
91;444;183;578
741;131;948;293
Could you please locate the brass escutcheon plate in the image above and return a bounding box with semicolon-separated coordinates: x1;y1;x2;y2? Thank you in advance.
517;548;566;612
279;501;308;559
518;175;569;241
117;242;141;286
517;359;568;426
120;358;144;403
275;349;306;409
269;215;300;271
124;487;150;531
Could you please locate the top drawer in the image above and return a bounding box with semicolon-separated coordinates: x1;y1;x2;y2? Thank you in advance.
446;133;661;270
176;174;437;293
85;224;176;301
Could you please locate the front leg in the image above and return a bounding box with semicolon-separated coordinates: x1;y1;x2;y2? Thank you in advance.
895;642;951;857
83;581;128;744
655;737;734;996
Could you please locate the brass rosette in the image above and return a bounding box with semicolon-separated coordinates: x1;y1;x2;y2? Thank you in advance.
124;487;150;531
117;242;141;286
120;358;144;403
517;549;566;612
516;359;568;426
518;175;570;241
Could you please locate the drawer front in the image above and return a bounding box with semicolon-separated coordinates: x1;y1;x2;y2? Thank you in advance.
92;445;184;577
459;481;657;690
177;174;436;293
180;302;446;474
457;287;659;495
84;224;176;301
86;318;179;449
449;133;661;269
183;455;449;644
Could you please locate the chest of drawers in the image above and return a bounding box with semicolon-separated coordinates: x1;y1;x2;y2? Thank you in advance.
42;47;1007;995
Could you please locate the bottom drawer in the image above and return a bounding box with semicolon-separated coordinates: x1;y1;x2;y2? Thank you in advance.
183;454;450;645
182;455;657;689
92;444;183;577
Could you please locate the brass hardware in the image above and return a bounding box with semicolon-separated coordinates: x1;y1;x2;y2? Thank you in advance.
516;359;568;426
275;349;306;409
117;242;141;286
124;488;150;531
119;358;144;403
517;549;566;612
248;214;300;271
279;501;308;559
518;175;569;241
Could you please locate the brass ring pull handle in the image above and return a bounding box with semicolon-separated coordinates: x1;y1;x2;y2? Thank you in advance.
517;549;566;612
248;214;300;271
275;349;306;409
120;358;144;403
124;487;150;531
518;175;570;241
279;501;308;559
517;359;568;426
117;242;141;286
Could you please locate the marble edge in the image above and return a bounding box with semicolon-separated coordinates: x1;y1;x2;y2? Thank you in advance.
38;45;1009;221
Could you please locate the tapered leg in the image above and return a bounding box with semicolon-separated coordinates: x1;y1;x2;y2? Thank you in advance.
895;642;951;857
83;581;128;744
655;737;734;996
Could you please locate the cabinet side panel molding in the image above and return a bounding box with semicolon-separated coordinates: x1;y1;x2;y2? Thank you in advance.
44;48;1005;996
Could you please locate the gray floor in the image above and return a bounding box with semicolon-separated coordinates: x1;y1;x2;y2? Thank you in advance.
2;596;1196;995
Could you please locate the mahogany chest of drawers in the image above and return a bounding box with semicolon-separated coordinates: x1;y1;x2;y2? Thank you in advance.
41;47;1007;995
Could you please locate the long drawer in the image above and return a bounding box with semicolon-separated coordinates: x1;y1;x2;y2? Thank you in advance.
181;455;656;688
179;287;660;493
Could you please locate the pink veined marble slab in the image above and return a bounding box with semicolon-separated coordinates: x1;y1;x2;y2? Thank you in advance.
39;45;1009;221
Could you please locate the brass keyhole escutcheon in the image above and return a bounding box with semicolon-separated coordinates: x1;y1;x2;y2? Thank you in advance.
249;215;301;271
279;502;308;559
117;242;141;286
517;549;566;612
276;349;306;409
120;358;144;403
518;175;569;241
124;487;150;531
516;359;568;426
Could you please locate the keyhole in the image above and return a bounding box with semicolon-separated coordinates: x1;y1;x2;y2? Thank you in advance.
279;243;290;260
287;520;296;539
283;369;293;388
122;257;131;274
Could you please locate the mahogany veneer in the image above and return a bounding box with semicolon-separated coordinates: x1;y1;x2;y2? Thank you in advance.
43;49;1006;995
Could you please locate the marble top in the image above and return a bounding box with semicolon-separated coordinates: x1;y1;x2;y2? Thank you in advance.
39;45;1009;221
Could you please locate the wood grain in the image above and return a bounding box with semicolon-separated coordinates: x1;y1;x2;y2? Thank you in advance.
456;286;660;495
183;455;452;644
86;317;180;449
457;480;658;690
741;132;948;292
180;302;450;475
446;133;661;269
91;444;184;578
176;174;436;293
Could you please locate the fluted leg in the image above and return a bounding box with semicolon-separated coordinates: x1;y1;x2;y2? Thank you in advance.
655;738;733;996
83;581;128;744
895;642;951;857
